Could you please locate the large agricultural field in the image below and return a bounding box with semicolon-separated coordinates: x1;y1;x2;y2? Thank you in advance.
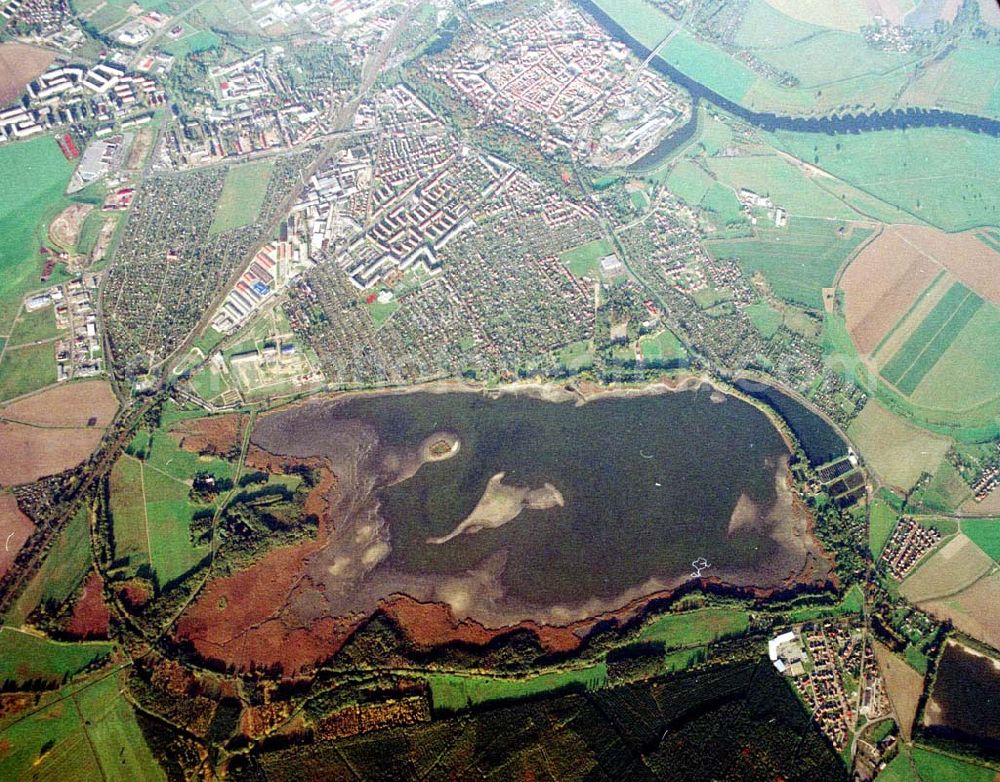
706;218;870;309
770;128;1000;232
210;160;275;235
0;340;58;403
0;381;118;486
873;641;924;740
0;674;165;782
839;225;1000;427
921;571;1000;650
899;534;995;604
0;42;55;105
0;137;75;334
110;421;237;586
847;400;951;491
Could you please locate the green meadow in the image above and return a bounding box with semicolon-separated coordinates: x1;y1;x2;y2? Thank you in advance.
707;219;870;310
0;628;112;686
0;137;75;334
210;160;275;235
637;607;749;647
427;664;608;712
771;127;1000;232
560;238;614;278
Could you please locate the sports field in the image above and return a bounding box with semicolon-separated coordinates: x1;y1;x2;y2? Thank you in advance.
559;238;614;278
706;218;870;309
771;127;1000;232
210;160;275;235
638;329;685;365
0;137;74;333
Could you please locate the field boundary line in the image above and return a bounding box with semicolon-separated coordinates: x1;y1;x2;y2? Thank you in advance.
138;459;154;572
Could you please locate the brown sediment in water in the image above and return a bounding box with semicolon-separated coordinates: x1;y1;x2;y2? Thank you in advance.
174;381;832;673
427;471;563;545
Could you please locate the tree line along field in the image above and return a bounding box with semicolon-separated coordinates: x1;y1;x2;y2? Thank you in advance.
0;627;111;687
4;505;93;626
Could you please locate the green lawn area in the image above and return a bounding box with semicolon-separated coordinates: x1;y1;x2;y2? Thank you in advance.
903;644;929;675
664;159;714;206
560;238;614;279
637;607;749;647
366;298;399;329
638;329;685;366
5;506;92;625
142;465;212;587
146;429;235;484
210;160;274;235
7;305;63;347
0;628;112;687
557;339;594;372
160;28;221;57
0;137;75;334
745;302;783;339
192;326;225;355
962;518;1000;562
427;664;607;712
659;30;755;103
771;127;1000;232
910;747;999;782
787;584;863;623
707;218;870;310
0;340;58;402
869;498;898;558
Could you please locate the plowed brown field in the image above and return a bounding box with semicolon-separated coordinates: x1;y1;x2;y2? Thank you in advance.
841;225;1000;356
0;43;54;104
0;422;104;486
0;380;118;428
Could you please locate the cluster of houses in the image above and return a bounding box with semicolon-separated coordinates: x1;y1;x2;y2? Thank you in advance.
882;519;941;580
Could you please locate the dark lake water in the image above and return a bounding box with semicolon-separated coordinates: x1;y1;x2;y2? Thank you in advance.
734;379;847;466
253;387;828;624
926;643;1000;754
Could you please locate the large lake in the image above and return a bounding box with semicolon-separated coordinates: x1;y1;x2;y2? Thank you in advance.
252;385;830;627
